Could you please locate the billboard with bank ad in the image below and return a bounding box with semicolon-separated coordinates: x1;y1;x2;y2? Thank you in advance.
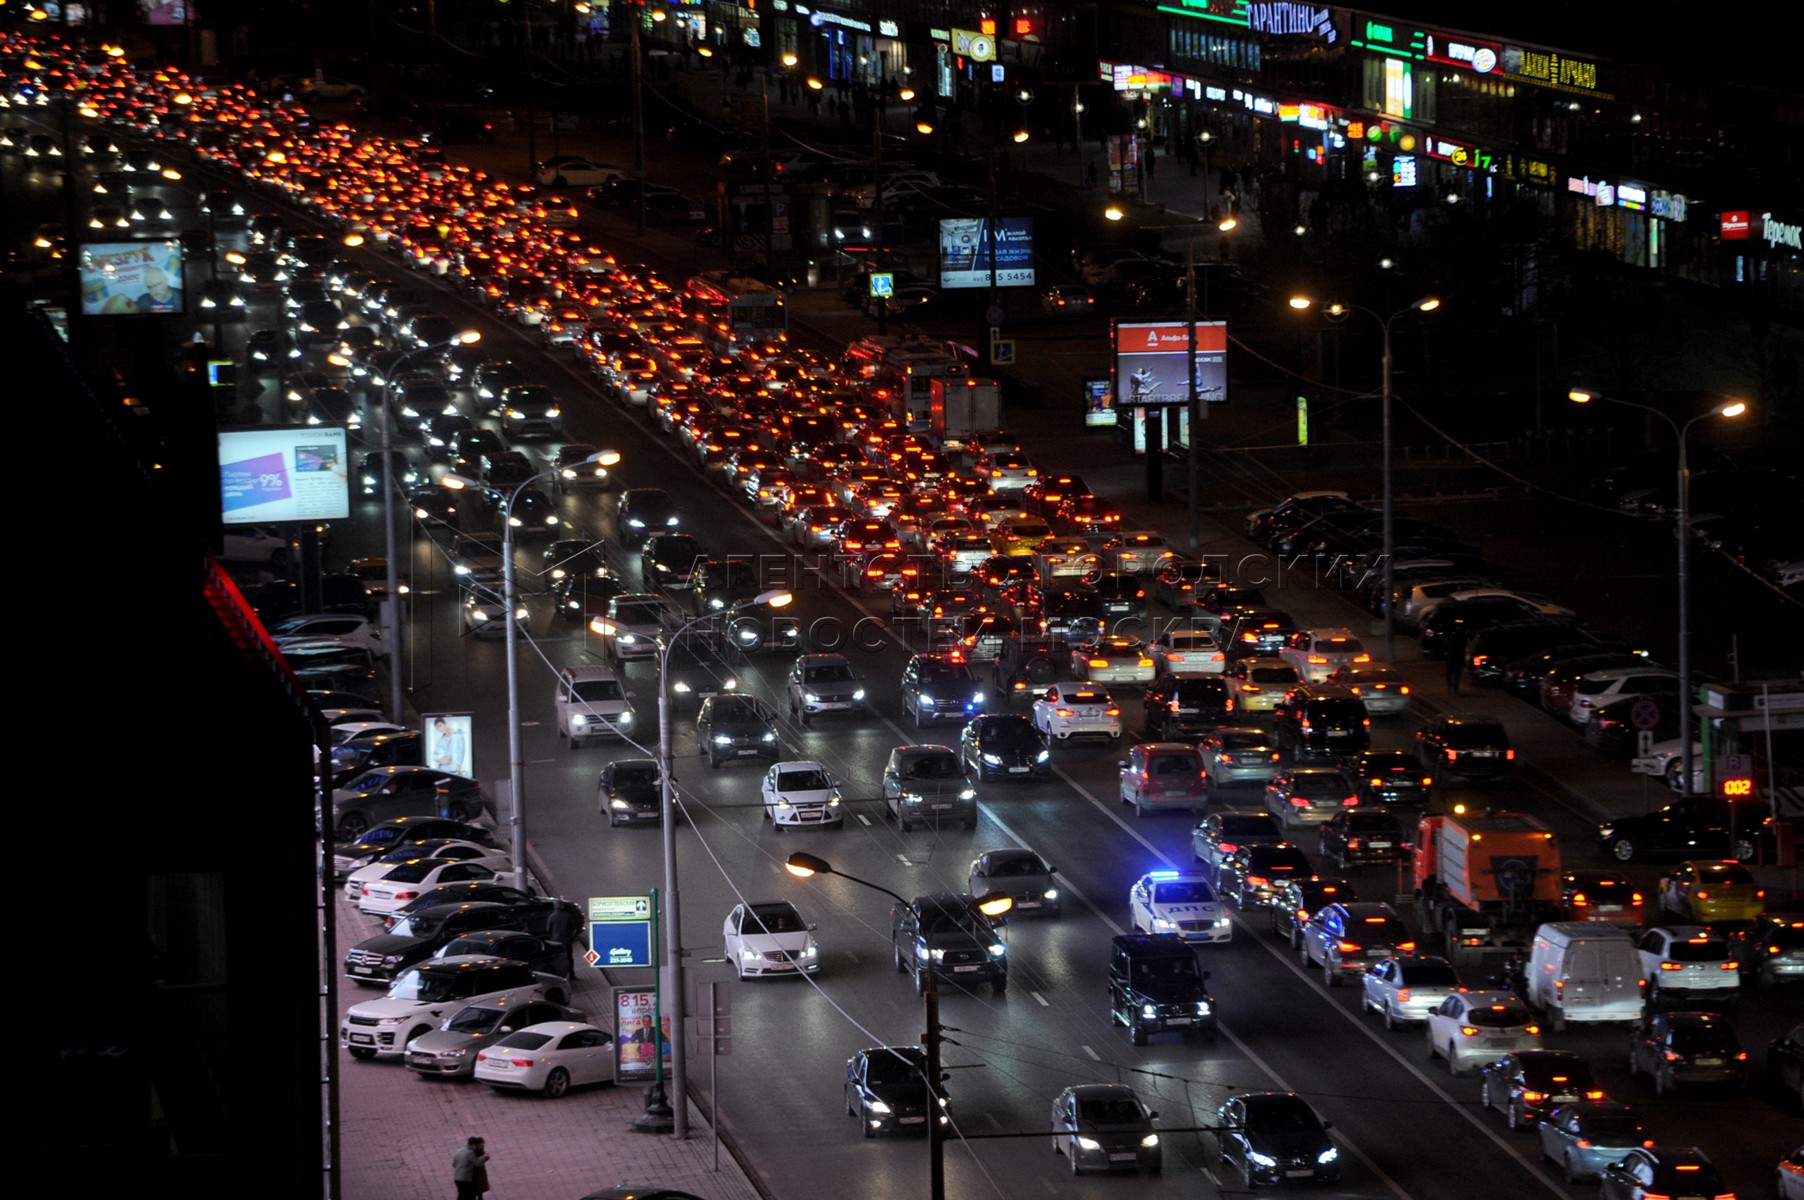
1111;320;1228;407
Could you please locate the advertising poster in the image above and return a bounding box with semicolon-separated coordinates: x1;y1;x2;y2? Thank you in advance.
139;0;188;25
421;712;473;779
78;240;184;315
613;987;672;1085
1112;320;1228;407
1082;375;1115;427
938;217;1036;289
217;426;351;524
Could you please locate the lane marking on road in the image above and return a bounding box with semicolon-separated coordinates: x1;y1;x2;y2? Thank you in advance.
1082;1044;1100;1061
855;812;871;826
1030;991;1049;1007
982;1112;1002;1129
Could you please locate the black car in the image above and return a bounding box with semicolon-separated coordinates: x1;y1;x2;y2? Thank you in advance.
332;767;486;841
619;487;680;546
1142;675;1235;740
385;882;539;927
419;413;475;461
641;532;705;590
1190;812;1286;882
1084;571;1148;626
554;573;626;624
1595;797;1774;864
1480;1050;1603;1128
1272;686;1371;760
1215;1092;1340;1187
1416;712;1515;782
1215;842;1313;909
1318;808;1408;868
328;729;423;787
695;693;781;767
1108;933;1215;1045
959;714;1050;780
664;633;738;711
1345;750;1433;811
1770;1023;1804;1108
599;757;664;825
690;557;759;614
900;653;986;728
343;901;535;984
1465;620;1591;686
891;894;1008;994
435;929;568;977
250;574;372;622
844;1046;946;1137
1630;1011;1749;1093
1269;876;1358;947
1041;588;1106;643
1598;1146;1730;1200
1223;607;1298;659
543;537;609;583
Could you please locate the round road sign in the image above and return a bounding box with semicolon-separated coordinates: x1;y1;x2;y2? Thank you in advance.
985;304;1006;326
1629;697;1661;730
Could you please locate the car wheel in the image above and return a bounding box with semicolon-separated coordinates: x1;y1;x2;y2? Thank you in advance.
1070;1146;1082;1176
914;967;927;995
1130;1022;1147;1047
543;1067;571;1098
1731;833;1757;862
336;812;370;841
894;941;907;973
1447;1044;1460;1076
1324;960;1338;988
1654;1067;1670;1098
348;1047;377;1060
1481;1079;1495;1110
992;975;1007;995
1563;1154;1581;1185
1647;980;1661;1007
1384;1003;1400;1031
1506;1100;1521;1131
1607;836;1638;863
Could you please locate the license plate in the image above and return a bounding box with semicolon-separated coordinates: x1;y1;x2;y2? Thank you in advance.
1017;900;1040;908
1598;904;1622;912
1694;1057;1722;1066
349;965;373;975
899;1116;925;1125
1165;1017;1190;1026
1009;766;1029;774
930;804;952;811
1109;1153;1138;1162
1369;840;1391;848
952;965;980;973
348;1033;374;1044
736;748;759;756
1286;1169;1315;1178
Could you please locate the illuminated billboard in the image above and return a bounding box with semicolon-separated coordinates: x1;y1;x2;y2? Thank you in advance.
1112;320;1228;407
78;240;184;315
218;426;351;525
938;217;1035;289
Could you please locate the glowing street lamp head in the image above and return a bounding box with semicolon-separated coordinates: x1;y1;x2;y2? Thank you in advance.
1568;389;1594;404
785;852;832;878
1104;206;1124;222
1717;401;1747;419
1288;296;1312;310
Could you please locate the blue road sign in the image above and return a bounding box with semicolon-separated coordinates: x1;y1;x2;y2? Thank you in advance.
590;918;654;968
869;272;894;298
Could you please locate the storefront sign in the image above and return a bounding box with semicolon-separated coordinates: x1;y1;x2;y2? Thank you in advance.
1650;191;1687;222
1391;155;1417;187
951;28;996;60
1764;213;1803;250
938;216;1035;289
1568;175;1621;206
1162;0;1250;27
929;26;949;39
809;9;872;33
1616;183;1647;211
1503;45;1606;96
1424;31;1499;73
1111;63;1173;91
878;19;899;36
1245;1;1336;42
1720;210;1751;240
1424;136;1491;171
1502;154;1556;186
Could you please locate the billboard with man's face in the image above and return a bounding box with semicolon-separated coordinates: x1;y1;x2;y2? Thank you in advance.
613;987;673;1085
1112;320;1228;407
79;240;185;315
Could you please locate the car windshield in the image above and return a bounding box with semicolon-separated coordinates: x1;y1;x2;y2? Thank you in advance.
711;698;768;722
380;861;439;883
1291;774;1349;800
987;855;1047;877
613;602;666;626
571;679;624;702
1245;1097;1321;1131
1400;962;1461;986
866;1051;924;1084
778;769;832;791
805;663;854;683
1345;812;1399;831
981;720;1041;749
920;909;983;936
1467;1003;1531;1027
905;755;963;780
613;763;659;787
1131;955;1199;983
747;906;805;934
1651;1165;1725;1192
921;663;976;684
384;907;450;937
341;771;400;796
444;1006;506;1035
1668;938;1729;962
1152;880;1214;904
1220;815;1279;836
1698;865;1753;885
1576;1115;1644;1144
1219;731;1271;751
1078;1097;1144;1124
387;972;460;1003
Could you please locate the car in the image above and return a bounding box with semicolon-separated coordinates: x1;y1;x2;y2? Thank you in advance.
760;760;844;829
844;1046;946;1137
1265;767;1356;830
959;713;1051;779
555;664;637;747
1657;859;1767;923
1771;1024;1804;1107
429;928;570;978
1272;685;1371;760
1567;666;1681;727
1214;1092;1340;1188
1279;627;1372;683
1361;955;1465;1028
554;443;613;492
1071;636;1156;685
1781;1146;1804;1200
1425;991;1542;1075
403;998;583;1078
270;612;383;654
1117;743;1209;817
1148;628;1226;676
554;573;626;625
1596;1146;1731;1200
536;155;621;186
1215;842;1313;909
339;955;568;1060
1196;726;1281;787
1596;797;1773;864
1748;914;1804;989
448;533;506;585
1301;900;1416;985
1629;1010;1749;1094
640;532;705;591
299;74;366;99
1558;868;1647;929
966;848;1060;918
498;384;563;438
1129;870;1231;944
689;557;761;614
1031;682;1122;742
1191;811;1286;882
882;745;977;831
597;594;675;665
1141;675;1235;741
543;538;608;585
332;817;499;873
1534;1101;1650;1183
343;898;532;984
1269;876;1357;946
695;693;781;767
332;767;485;842
460;587;527;638
786;653;868;722
1322;663;1412;716
1050;1083;1162;1175
899;654;986;728
1416;712;1515;781
598;758;664;826
892;893;1009;993
1318;808;1408;868
1481;1050;1605;1130
617;488;681;546
723;900;820;979
473;1021;614;1096
1223;608;1299;659
1637;926;1741;1005
1225;657;1300;714
1344;750;1433;813
357;857;503;916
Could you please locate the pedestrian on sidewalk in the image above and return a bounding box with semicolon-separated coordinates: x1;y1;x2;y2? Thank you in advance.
1085;161;1098;187
1443;625;1468;696
452;1136;490;1200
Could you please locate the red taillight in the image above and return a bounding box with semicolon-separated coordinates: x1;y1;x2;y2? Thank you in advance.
1396;988;1411;1002
509;1057;535;1068
1337;942;1360;954
1397;941;1416;952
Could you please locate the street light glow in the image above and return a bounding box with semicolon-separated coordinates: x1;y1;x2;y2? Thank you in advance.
1288;296;1312;310
1013;130;1030;143
784;851;830;878
1717;401;1747;418
1105;205;1124;221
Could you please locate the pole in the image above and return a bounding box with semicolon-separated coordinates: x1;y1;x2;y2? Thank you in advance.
380;366;404;724
657;633;689;1137
502;491;526;890
631;12;647;237
1185;240;1199;549
634;885;672;1128
1379;319;1395;666
924;973;944;1200
1676;427;1693;798
522;0;537;182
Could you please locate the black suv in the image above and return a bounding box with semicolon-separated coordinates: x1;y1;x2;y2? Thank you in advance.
1108;933;1215;1046
1142;675;1234;740
344;900;537;985
1272;686;1370;759
1415;712;1514;782
1215;842;1313;909
695;693;781;767
1629;1011;1750;1092
1224;607;1298;659
891;894;1008;994
1345;750;1433;811
618;487;680;547
1318;809;1408;868
1595;797;1774;864
900;653;986;728
598;757;664;825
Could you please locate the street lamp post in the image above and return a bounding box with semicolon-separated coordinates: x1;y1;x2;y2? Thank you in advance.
785;852;1011;1200
1287;296;1441;664
1569;390;1747;797
594;589;792;1138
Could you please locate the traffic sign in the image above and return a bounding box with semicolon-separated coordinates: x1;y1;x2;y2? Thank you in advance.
1629;697;1661;730
587;894;654;969
588;895;652;923
869;272;894;298
1637;730;1654;758
990;338;1016;365
985;303;1006;326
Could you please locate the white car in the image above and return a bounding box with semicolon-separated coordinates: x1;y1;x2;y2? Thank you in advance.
1629;737;1704;792
1360;956;1465;1028
723;900;821;978
340;955;567;1060
270;612;382;652
298;74;365;99
1637;925;1742;1004
343;841;508;901
330;720;408;748
1278;628;1371;684
1424;991;1542;1076
1149;629;1226;675
760;761;845;829
473;1021;615;1096
358;858;503;915
600;594;675;664
555;664;637;747
1128;870;1231;944
1032;683;1123;742
1568;667;1680;727
535;155;620;187
974;451;1038;492
1101;530;1174;575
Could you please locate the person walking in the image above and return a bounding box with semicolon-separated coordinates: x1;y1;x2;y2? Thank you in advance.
452;1136;490;1200
546;900;581;977
1443;624;1467;696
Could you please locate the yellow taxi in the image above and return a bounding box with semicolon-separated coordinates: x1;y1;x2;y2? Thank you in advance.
1658;860;1766;923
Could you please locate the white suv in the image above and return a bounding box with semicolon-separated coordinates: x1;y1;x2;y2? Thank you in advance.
340;955;567;1060
1278;628;1371;683
1567;667;1678;726
556;665;636;747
